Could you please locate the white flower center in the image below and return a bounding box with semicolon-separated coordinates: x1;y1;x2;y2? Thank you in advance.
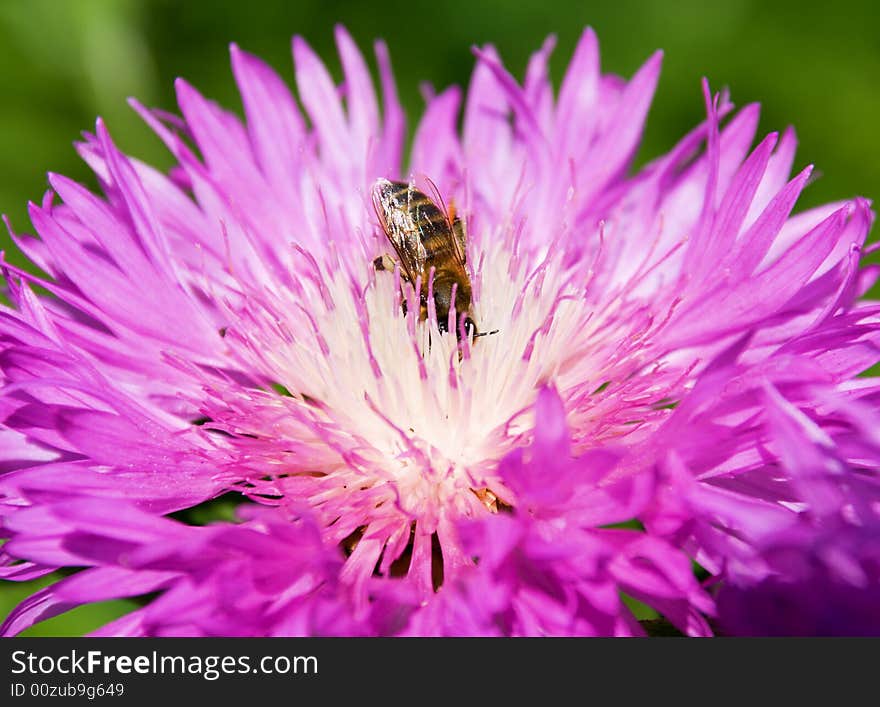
232;231;597;513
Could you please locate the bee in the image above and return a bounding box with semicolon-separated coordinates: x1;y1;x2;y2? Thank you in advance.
371;177;487;340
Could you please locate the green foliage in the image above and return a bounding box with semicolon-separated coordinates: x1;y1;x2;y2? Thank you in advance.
0;572;138;637
169;492;244;525
1;0;878;249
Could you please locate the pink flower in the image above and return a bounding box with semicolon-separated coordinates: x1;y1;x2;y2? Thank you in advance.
2;26;878;635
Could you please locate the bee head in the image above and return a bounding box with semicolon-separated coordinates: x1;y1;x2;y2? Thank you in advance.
436;313;476;340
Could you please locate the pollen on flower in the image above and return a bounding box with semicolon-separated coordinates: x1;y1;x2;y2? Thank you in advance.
222;228;588;496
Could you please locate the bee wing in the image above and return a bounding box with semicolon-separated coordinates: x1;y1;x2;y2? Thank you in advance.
420;175;467;267
371;182;427;285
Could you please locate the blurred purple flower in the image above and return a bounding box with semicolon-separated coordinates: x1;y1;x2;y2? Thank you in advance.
1;26;879;636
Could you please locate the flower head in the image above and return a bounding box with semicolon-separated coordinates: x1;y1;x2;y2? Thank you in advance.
2;26;879;636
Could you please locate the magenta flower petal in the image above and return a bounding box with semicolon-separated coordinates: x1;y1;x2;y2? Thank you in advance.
2;26;878;636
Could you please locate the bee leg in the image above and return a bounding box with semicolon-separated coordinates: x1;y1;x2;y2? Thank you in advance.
372;254;411;318
373;254;413;286
373;253;412;284
373;253;397;272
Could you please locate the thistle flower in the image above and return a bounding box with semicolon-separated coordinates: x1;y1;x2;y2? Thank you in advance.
2;26;879;636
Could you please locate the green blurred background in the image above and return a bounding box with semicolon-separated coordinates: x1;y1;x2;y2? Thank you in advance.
1;0;879;634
